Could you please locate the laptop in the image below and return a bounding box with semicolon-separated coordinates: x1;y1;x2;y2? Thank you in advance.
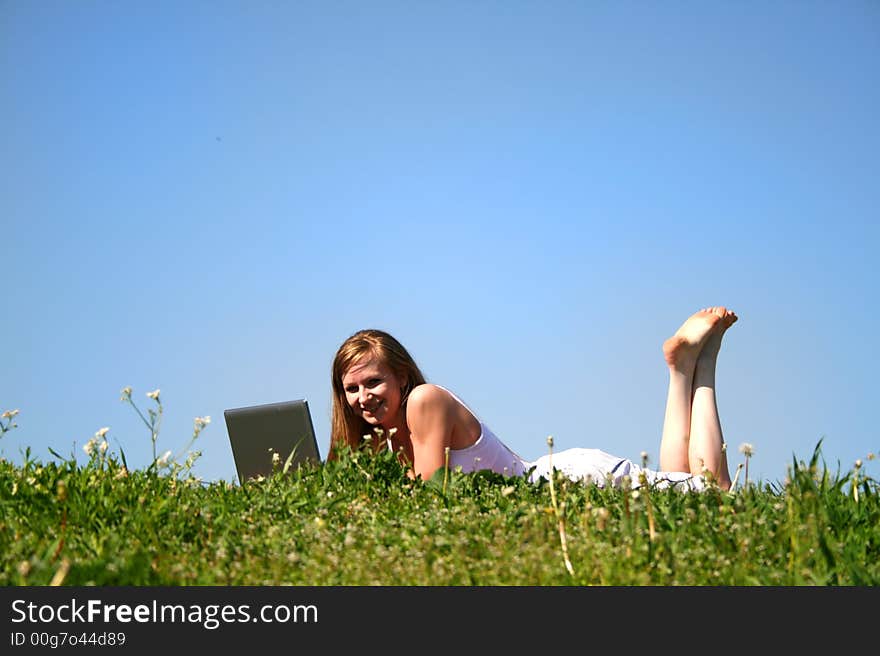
224;399;322;484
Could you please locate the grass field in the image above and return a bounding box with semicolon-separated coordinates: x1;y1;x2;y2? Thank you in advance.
3;430;877;586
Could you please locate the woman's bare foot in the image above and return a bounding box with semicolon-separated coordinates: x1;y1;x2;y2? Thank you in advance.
663;307;728;373
696;308;738;364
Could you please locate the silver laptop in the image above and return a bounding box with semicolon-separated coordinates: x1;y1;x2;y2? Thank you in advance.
224;399;321;484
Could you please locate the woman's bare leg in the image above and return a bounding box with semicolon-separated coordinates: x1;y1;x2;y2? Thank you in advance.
688;308;737;489
659;308;725;473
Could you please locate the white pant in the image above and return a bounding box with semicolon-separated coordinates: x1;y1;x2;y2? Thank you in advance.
527;448;705;491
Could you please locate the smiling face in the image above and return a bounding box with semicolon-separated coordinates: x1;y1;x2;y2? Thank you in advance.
341;356;405;429
329;329;427;459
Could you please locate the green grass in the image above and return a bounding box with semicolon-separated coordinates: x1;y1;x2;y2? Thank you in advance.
2;441;878;586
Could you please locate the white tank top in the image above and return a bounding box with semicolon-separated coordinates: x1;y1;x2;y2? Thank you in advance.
433;386;528;477
387;385;528;477
447;419;529;478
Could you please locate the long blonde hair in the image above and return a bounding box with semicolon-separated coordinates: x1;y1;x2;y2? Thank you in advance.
328;329;426;460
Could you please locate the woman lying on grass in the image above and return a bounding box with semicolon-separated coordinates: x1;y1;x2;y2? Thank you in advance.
328;306;738;491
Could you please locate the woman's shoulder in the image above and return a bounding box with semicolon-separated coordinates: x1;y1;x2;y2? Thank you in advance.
406;383;455;409
406;384;483;448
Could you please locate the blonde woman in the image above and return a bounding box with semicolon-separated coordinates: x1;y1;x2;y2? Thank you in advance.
329;307;737;490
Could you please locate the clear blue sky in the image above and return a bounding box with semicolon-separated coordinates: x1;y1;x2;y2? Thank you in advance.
2;1;877;486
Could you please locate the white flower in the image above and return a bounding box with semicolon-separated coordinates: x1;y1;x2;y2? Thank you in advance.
146;389;161;400
194;416;211;430
99;440;109;454
83;438;97;456
120;386;132;400
2;409;20;419
738;443;754;457
156;450;172;466
272;452;281;465
95;427;110;439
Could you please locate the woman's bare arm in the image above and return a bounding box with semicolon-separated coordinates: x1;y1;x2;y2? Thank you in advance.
405;384;456;481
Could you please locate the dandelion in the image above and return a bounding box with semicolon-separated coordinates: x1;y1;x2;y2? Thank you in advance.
95;427;110;439
120;386;132;401
184;451;201;470
730;463;744;491
194;416;211;431
739;443;754;487
1;409;20;435
442;446;451;495
146;389;161;401
545;435;574;576
83;438;97;456
853;459;863;503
